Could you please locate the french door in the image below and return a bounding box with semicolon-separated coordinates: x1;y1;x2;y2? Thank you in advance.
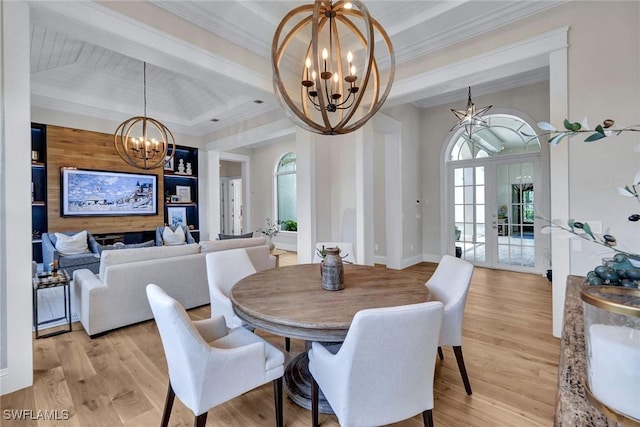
450;155;543;272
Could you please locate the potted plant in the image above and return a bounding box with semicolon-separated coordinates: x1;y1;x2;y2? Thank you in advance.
256;218;279;250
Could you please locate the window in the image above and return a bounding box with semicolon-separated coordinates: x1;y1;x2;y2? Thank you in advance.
448;114;540;161
275;152;297;230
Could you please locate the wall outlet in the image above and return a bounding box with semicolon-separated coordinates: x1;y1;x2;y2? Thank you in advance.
410;244;414;251
374;243;379;251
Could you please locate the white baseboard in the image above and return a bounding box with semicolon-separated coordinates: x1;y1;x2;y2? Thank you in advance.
422;253;442;263
401;254;424;269
373;255;387;265
274;243;297;252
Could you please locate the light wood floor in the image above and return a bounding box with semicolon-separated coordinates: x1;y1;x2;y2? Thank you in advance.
2;253;559;426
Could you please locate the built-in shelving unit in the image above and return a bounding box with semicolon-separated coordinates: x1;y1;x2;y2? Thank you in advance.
163;145;199;240
31;123;47;262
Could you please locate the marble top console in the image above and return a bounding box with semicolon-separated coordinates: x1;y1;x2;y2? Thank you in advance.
555;275;621;427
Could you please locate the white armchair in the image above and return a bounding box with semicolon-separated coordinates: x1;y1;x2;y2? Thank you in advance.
205;249;290;351
308;301;444;427
146;284;284;427
312;242;356;264
427;254;475;395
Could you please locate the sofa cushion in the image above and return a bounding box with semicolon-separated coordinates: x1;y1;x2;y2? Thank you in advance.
58;252;100;268
55;230;89;255
99;243;200;280
162;226;186;245
218;232;254;240
99;240;155;253
200;237;266;253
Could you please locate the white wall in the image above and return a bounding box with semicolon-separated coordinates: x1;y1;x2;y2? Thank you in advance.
563;3;640;274
373;132;387;262
379;104;423;265
1;1;33;395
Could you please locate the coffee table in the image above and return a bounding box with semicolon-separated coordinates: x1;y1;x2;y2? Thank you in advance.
32;269;72;339
230;263;430;413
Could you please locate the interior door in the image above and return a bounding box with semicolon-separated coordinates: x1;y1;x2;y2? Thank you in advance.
230;178;243;234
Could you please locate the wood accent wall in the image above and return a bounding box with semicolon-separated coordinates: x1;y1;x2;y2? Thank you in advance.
46;125;165;234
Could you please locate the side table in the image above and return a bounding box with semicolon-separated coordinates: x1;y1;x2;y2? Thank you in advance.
32;269;72;339
271;249;287;268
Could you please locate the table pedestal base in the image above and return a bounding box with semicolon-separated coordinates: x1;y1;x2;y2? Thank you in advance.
284;352;334;414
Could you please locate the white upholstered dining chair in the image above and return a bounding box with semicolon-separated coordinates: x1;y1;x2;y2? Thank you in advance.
205;249;290;351
146;284;284;427
427;254;475;395
308;301;444;427
205;249;256;329
312;242;356;264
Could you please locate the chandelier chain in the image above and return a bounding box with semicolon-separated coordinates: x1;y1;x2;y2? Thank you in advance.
143;62;147;118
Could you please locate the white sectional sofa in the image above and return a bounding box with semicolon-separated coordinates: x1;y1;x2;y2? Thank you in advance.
73;237;275;337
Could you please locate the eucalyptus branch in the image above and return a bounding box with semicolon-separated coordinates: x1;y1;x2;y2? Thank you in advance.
538;216;640;261
533;118;640;145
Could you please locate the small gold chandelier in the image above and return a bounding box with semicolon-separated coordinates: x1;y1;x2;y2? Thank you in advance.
114;62;175;170
272;0;395;135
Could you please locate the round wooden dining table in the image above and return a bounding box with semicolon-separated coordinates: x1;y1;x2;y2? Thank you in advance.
230;263;430;413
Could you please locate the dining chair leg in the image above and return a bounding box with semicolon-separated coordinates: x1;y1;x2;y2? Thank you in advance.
285;337;291;352
453;346;472;395
422;409;434;427
311;377;319;427
273;377;284;427
194;413;207;427
161;383;175;427
437;346;444;361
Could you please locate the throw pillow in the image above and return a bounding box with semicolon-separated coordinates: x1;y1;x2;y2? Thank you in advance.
163;226;186;245
54;230;89;255
218;232;254;240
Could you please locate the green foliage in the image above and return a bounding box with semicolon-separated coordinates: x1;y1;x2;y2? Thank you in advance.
315;244;353;264
280;219;298;231
537;118;640;145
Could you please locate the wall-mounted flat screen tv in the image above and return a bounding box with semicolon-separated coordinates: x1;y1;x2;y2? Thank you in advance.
61;168;157;216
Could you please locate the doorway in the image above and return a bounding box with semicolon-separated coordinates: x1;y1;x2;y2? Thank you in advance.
446;113;547;273
219;160;243;235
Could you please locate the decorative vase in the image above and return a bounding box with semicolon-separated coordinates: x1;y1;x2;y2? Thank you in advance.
321;247;344;291
267;236;275;251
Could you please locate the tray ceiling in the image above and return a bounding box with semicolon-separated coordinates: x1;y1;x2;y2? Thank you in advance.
29;1;562;138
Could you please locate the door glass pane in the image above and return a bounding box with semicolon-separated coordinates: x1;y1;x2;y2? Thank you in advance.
454;187;464;204
496;161;535;267
454;166;485;264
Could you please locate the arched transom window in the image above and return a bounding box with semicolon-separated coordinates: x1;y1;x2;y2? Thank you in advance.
449;114;540;161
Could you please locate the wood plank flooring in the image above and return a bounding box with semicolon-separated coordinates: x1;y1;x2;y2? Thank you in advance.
2;253;559;426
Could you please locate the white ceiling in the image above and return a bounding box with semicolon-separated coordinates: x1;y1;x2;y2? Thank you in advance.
29;1;562;140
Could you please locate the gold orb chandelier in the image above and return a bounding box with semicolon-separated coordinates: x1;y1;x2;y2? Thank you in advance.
114;62;175;170
272;0;395;135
